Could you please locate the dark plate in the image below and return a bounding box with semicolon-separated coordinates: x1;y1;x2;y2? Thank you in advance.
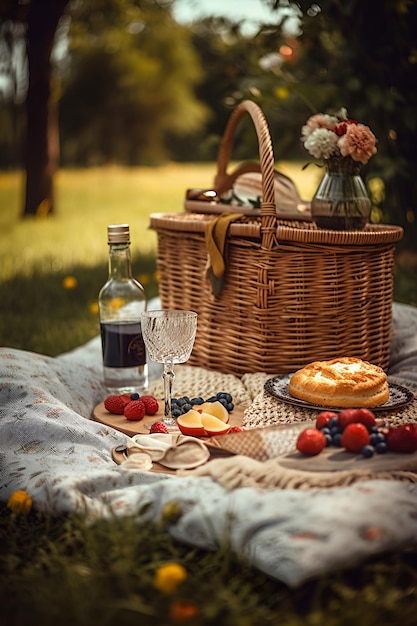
264;375;414;412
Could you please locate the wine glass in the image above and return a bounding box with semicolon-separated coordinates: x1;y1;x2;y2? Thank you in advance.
141;310;198;431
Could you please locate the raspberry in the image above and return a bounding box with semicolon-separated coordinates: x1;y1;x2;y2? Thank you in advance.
296;428;326;456
315;411;338;430
385;424;417;453
104;395;126;415
150;421;169;434
341;423;370;452
140;395;159;415
124;399;146;421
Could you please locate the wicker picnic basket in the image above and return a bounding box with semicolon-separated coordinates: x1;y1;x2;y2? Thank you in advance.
150;100;403;377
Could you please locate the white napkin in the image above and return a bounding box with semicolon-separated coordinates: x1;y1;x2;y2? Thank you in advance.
123;433;210;470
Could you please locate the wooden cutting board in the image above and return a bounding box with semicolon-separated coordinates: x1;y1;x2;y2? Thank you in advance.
92;401;246;436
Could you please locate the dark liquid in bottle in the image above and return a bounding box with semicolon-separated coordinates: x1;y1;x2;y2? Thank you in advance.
100;321;146;368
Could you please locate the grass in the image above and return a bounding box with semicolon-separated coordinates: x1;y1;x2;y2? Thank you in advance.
1;164;417;625
1;507;417;626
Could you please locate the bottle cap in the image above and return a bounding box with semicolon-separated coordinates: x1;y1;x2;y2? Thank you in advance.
107;224;130;244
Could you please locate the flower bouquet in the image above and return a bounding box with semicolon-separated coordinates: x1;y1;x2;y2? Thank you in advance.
301;109;377;230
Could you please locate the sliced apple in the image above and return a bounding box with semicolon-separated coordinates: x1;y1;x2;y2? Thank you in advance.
177;410;206;437
200;413;231;436
192;400;229;423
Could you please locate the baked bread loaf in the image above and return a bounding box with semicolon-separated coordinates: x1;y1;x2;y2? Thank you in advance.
288;357;389;408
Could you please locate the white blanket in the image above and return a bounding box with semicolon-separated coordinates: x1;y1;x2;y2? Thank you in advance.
1;302;417;587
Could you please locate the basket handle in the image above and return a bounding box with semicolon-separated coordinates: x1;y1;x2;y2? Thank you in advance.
214;100;277;249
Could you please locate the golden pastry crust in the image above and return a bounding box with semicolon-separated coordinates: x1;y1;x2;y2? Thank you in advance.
288;357;389;408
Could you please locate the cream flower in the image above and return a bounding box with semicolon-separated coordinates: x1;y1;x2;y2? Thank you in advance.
303;128;339;159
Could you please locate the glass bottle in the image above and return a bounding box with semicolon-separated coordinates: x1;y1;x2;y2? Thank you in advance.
98;224;148;394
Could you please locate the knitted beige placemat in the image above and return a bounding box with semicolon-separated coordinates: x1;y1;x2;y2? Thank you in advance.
243;379;417;430
147;364;252;406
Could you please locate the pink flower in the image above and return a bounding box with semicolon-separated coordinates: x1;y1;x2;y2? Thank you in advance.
301;108;377;163
337;123;377;164
301;113;338;141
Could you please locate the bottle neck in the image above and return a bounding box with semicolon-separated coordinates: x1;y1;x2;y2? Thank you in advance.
108;242;132;280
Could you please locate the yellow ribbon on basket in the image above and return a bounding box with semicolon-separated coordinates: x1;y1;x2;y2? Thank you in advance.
205;213;243;297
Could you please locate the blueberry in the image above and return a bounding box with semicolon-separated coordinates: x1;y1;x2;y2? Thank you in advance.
190;397;204;405
361;445;375;458
218;398;229;408
226;402;234;412
181;403;192;414
176;397;190;406
321;427;331;436
325;434;333;447
332;433;342;447
206;396;218;403
370;432;385;446
330;426;342;436
370;425;379;433
171;408;181;419
328;417;339;428
217;392;233;402
130;392;140;400
375;441;388;454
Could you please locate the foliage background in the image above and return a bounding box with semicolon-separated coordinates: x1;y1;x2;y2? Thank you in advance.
0;0;416;249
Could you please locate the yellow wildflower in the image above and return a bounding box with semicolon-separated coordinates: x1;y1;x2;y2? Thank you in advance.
275;86;290;100
138;273;149;285
62;275;77;290
110;297;125;310
154;562;187;594
7;490;33;515
170;599;199;622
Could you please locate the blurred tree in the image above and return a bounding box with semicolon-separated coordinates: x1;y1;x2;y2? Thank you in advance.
255;0;417;247
60;0;208;165
0;0;69;216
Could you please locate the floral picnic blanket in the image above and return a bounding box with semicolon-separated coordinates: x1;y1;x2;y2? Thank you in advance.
1;302;417;587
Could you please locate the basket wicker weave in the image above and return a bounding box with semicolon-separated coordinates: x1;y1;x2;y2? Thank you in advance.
150;101;403;377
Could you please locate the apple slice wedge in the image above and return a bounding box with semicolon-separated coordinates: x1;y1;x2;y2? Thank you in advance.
193;401;229;423
177;410;206;437
200;413;230;436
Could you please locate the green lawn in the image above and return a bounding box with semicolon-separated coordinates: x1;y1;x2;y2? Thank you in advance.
0;162;321;355
1;163;415;355
1;165;417;626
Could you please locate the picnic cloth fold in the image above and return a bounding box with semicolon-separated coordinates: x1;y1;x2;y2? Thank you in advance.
1;300;417;587
125;433;210;470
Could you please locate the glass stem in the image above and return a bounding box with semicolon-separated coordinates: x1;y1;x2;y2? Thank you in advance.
162;362;176;425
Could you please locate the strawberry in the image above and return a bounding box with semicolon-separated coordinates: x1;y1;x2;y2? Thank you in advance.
104;395;126;415
124;399;146;421
341;423;370;452
315;411;338;430
121;393;133;406
150;421;169;434
296;428;326;456
337;409;361;430
140;395;159;415
385;424;417;453
351;408;377;430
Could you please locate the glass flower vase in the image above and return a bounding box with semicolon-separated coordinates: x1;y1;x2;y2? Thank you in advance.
311;157;371;230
